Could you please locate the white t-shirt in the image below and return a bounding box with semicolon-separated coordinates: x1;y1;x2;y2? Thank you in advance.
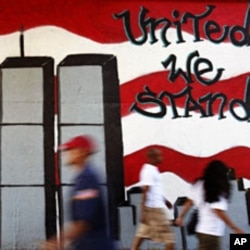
188;180;228;236
139;163;165;208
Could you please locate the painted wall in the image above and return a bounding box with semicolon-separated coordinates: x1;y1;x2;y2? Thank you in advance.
0;0;250;249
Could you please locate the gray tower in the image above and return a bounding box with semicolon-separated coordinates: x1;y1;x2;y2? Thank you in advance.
57;54;125;239
0;57;56;249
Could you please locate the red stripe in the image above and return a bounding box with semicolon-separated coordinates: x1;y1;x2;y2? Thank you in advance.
0;0;247;42
124;146;250;186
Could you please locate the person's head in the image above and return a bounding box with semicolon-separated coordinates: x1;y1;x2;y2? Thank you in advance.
146;147;163;165
60;135;96;168
203;160;231;203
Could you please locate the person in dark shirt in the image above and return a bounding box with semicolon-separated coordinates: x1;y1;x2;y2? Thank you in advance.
42;135;116;250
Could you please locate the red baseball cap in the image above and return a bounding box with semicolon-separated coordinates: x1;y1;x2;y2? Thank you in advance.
59;135;96;153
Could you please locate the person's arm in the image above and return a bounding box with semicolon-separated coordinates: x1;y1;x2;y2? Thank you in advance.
175;198;193;227
140;185;149;223
213;209;244;234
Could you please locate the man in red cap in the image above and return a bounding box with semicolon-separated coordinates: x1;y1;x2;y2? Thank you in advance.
42;135;116;250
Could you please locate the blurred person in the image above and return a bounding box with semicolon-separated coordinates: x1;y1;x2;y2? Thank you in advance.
41;135;116;250
175;160;244;250
131;147;175;250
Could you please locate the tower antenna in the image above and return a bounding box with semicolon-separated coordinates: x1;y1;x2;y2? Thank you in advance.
20;26;25;57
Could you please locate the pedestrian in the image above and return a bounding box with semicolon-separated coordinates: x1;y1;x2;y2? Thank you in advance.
41;135;116;250
131;147;175;250
175;160;244;250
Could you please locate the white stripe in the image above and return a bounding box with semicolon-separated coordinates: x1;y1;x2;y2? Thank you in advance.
0;26;249;84
122;107;250;157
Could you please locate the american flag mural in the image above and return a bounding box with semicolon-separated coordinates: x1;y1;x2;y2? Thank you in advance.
1;0;250;214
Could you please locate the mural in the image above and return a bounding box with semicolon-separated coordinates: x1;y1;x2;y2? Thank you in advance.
0;0;250;249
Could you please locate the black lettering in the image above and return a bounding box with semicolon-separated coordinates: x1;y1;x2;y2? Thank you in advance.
162;51;223;85
130;86;166;118
229;99;249;121
115;5;250;47
205;20;229;43
184;87;207;117
159;87;191;118
182;5;216;42
194;57;224;86
199;92;227;119
162;51;199;83
244;77;250;118
229;25;248;47
229;4;250;47
113;7;149;45
172;10;185;44
129;72;250;122
229;77;250;121
148;17;172;46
